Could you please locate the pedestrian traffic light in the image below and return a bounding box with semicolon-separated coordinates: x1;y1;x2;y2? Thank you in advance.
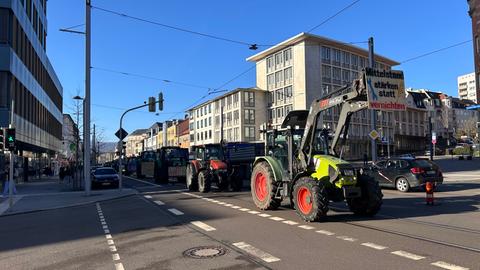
158;92;164;111
5;128;15;151
148;97;156;112
0;128;4;151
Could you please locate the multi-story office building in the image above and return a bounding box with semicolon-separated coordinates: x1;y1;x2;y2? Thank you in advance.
188;88;267;146
468;0;480;94
0;0;63;155
125;129;147;157
457;72;478;103
246;32;399;158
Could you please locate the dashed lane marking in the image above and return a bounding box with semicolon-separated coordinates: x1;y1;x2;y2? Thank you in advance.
269;217;285;221
231;206;241;209
361;242;387;250
239;208;250;212
96;203;124;270
191;221;217;232
248;210;260;214
105;234;112;240
391;250;425;261
233;242;280;263
115;263;125;270
258;213;271;218
168;208;184;215
298;225;315;230
112;253;120;261
144;195;152;199
336;236;357;242
282;220;298;225
315;230;335;236
431;261;469;270
154;200;165;205
225;204;234;207
109;245;117;252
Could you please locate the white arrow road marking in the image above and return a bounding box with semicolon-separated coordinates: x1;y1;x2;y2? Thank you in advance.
233;242;280;263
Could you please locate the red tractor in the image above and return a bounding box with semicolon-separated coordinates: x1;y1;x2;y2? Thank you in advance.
186;144;231;192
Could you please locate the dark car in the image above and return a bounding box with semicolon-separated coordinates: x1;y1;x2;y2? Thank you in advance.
366;157;443;192
92;167;119;189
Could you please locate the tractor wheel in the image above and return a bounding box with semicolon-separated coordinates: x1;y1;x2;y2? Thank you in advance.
347;174;383;216
293;177;329;222
198;171;211;193
186;164;198;191
251;162;281;210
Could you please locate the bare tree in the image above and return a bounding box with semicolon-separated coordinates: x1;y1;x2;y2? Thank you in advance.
456;118;478;138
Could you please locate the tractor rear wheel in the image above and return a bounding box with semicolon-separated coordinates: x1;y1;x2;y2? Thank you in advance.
347;174;383;216
293;177;329;222
198;170;211;193
251;162;281;210
186;164;198;191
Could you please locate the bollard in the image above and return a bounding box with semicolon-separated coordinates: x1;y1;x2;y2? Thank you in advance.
425;181;435;205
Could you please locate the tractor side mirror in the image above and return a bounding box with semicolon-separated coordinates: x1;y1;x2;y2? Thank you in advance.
328;165;339;183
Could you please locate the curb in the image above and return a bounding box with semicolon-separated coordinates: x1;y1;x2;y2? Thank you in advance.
0;192;138;218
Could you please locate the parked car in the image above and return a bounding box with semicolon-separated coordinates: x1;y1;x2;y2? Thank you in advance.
91;167;119;188
365;157;443;192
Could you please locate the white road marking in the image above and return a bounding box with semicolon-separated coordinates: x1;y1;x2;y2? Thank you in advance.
225;204;233;207
105;234;112;239
248;210;260;214
391;250;425;260
104;229;110;234
211;200;220;203
231;205;241;209
112;253;120;261
269;217;285;221
431;261;469;270
239;208;250;212
107;239;115;245
102;225;108;229
115;263;125;270
233;242;280;263
258;213;271;217
101;221;106;225
217;202;227;205
282;220;298;225
191;221;217;232
109;245;117;252
336;236;357;242
154;200;165;205
97;203;124;269
315;230;335;236
144;195;153;199
168;208;184;215
298;225;315;230
361;242;387;250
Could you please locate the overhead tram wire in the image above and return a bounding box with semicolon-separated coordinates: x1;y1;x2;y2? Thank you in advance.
306;0;361;33
91;5;267;50
397;39;473;65
91;66;212;89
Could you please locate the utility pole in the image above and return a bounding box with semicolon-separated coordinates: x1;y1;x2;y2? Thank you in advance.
368;37;378;162
92;124;96;166
84;0;92;196
75;100;80;190
429;116;433;161
8;101;15;209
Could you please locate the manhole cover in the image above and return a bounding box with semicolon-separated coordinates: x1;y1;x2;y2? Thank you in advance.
183;246;228;259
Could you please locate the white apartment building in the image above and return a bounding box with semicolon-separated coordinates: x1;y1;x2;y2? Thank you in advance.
125;129;147;157
144;122;162;150
246;32;399;158
188;88;267;146
457;72;478;103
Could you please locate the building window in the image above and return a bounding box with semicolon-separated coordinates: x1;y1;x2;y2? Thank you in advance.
209;117;212;126
284;67;293;84
267;56;274;73
275;52;283;69
197;133;200;141
360;57;366;68
209;130;212;139
277;107;284;120
244;126;256;141
268;109;273;120
322;84;330;96
321;46;330;62
285;105;293;115
342;70;350;83
234;127;239;141
267;74;275;90
333;49;341;64
276;89;284;102
332;67;341;84
244;109;255;124
351;54;358;68
322;65;331;79
342;51;350;67
233;92;239;106
285;86;293;100
233;110;239;125
275;71;283;88
208;104;211;113
268;91;274;105
284;48;292;65
244;92;255;107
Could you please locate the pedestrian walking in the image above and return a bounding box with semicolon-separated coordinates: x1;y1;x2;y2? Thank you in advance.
363;152;368;167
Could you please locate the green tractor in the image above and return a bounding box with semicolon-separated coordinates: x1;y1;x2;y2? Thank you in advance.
251;77;383;222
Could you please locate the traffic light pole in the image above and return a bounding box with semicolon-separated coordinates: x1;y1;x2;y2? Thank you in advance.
8;101;15;209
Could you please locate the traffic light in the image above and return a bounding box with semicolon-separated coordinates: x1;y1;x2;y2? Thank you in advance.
148;96;156;112
5;128;15;151
0;128;4;151
122;141;126;150
158;92;164;111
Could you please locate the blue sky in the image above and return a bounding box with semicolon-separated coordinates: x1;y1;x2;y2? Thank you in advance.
46;0;474;141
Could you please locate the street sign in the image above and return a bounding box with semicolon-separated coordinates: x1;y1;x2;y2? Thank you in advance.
369;129;380;140
365;68;406;111
115;128;128;140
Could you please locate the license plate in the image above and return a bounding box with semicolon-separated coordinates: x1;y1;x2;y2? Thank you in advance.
426;171;436;175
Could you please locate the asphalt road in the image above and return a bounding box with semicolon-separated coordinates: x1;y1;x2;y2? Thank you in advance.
0;174;478;270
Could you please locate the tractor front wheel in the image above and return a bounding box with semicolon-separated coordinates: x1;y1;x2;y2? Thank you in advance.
198;170;211;193
251;162;281;210
293;177;329;222
347;174;383;216
186;164;198;191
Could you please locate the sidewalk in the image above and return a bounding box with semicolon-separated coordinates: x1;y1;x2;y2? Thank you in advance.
0;176;137;216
